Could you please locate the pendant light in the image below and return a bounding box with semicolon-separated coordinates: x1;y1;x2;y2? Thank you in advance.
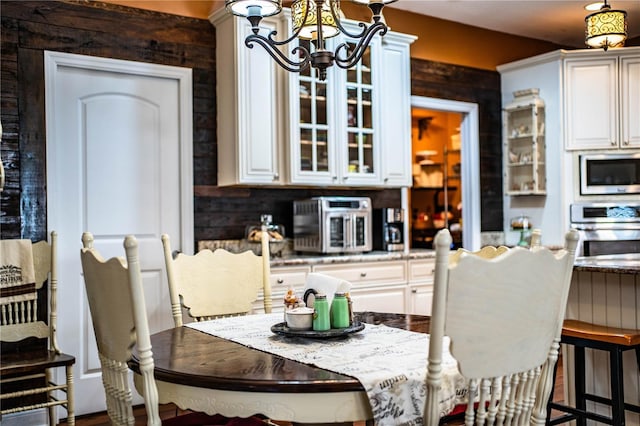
585;0;628;51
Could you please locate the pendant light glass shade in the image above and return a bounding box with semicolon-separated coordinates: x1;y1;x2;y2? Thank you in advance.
585;1;627;51
292;0;340;40
225;0;282;18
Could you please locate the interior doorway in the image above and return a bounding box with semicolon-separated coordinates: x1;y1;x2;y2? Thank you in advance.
407;96;480;251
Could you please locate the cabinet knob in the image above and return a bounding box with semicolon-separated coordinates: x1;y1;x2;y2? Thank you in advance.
277;278;284;284
623;140;630;146
384;177;389;183
273;173;279;180
332;176;338;180
360;272;367;277
411;288;417;294
343;176;348;181
611;141;617;146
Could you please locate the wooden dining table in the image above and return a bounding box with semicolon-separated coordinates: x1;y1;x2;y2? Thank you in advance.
129;312;431;424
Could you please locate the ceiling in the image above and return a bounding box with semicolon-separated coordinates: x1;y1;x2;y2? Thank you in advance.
387;1;640;48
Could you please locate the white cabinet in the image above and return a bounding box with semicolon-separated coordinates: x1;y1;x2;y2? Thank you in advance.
211;10;286;186
313;260;407;313
287;21;415;187
379;32;417;186
565;50;640;150
253;265;311;313
503;88;546;196
621;55;640;149
265;257;440;316
407;258;435;315
349;285;407;314
212;9;414;188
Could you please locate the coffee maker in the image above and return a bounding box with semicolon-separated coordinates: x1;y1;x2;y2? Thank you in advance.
373;208;404;251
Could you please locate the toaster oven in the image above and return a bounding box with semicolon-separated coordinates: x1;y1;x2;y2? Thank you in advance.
293;197;372;254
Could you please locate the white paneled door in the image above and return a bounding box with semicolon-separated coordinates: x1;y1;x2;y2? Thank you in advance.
45;51;193;417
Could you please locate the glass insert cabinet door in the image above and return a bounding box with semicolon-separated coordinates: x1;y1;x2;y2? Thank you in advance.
346;42;375;177
298;63;330;174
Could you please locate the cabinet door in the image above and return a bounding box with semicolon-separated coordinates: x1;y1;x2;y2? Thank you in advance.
337;32;383;187
350;286;407;314
313;260;407;286
408;285;433;316
289;45;340;186
214;12;283;185
621;55;640;149
564;58;618;150
379;33;414;187
408;258;435;284
252;265;311;313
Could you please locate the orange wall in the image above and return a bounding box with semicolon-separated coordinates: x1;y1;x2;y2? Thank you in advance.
102;0;564;70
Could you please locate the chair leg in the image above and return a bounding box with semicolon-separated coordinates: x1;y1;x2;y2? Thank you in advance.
545;356;560;425
46;369;56;426
574;346;586;426
66;364;75;426
610;348;625;426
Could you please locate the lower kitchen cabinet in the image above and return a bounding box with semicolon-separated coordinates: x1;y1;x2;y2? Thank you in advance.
312;260;408;314
407;285;434;316
407;258;436;315
253;265;311;313
262;258;437;316
350;285;407;314
313;260;407;286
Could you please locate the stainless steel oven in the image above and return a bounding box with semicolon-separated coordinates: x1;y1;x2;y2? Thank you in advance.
570;202;640;257
293;197;372;253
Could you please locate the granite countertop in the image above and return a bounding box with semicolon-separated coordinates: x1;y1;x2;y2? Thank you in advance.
573;255;640;275
270;249;435;267
198;239;638;274
273;250;639;274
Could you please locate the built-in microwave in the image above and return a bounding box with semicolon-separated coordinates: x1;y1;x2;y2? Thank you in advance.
580;153;640;195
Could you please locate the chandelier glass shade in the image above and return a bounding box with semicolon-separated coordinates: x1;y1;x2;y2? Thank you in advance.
292;0;340;40
585;0;627;51
224;0;397;80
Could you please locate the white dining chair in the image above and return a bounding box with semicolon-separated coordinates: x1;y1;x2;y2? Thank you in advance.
161;230;272;327
81;233;268;426
424;228;579;425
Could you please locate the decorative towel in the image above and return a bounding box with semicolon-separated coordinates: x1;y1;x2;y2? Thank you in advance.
188;313;466;425
0;239;37;304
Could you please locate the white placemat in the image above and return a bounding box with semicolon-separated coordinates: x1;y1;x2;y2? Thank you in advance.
187;313;466;425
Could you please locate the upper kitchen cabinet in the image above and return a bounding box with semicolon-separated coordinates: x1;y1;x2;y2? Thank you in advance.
212;8;415;188
378;31;417;186
288;20;415;187
211;9;286;186
564;49;640;150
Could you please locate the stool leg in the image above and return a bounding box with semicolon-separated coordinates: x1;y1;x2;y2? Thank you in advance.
610;348;625;426
574;346;586;426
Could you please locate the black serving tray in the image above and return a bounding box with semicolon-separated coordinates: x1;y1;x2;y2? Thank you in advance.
270;321;365;339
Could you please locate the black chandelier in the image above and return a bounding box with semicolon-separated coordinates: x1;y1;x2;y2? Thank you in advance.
225;0;398;80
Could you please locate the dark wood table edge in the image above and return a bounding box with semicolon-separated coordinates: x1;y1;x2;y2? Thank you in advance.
130;312;431;394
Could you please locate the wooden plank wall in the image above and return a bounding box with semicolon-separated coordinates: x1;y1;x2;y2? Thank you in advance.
564;271;640;425
0;0;503;247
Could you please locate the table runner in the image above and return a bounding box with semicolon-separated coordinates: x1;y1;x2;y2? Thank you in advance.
187;313;466;425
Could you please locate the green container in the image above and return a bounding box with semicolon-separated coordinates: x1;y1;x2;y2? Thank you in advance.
312;294;330;331
330;292;350;329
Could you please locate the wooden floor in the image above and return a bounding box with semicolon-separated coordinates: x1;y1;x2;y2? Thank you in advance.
67;358;564;426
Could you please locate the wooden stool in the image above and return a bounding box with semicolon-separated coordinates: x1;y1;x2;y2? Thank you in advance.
547;319;640;425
